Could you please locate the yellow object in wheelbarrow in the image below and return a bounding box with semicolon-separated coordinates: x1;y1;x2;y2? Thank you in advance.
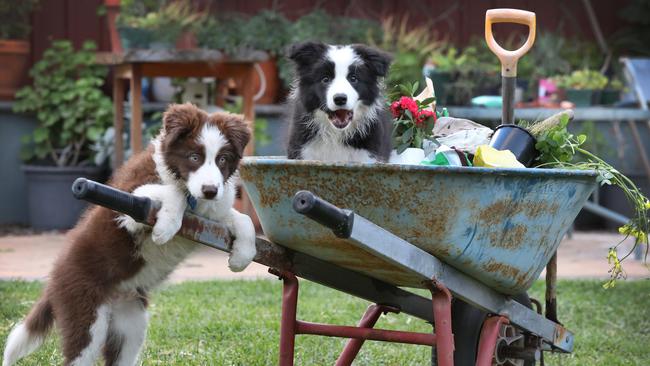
473;144;525;168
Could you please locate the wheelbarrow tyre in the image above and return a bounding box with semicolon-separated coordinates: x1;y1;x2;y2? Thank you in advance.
432;293;535;366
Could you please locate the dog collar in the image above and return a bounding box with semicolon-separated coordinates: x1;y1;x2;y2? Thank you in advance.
186;194;197;211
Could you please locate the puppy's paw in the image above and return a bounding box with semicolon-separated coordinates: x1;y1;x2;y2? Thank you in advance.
228;238;256;272
151;213;182;245
116;214;143;234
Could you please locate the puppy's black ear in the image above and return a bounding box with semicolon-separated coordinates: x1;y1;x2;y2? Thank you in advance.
162;103;206;141
288;41;327;67
352;44;393;77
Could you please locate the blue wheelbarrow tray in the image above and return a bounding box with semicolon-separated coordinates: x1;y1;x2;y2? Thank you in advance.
240;157;598;295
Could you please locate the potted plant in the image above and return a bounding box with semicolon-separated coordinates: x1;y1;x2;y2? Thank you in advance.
14;40;113;230
243;10;291;104
555;69;608;107
426;48;459;105
0;0;39;100
390;82;437;163
600;78;624;105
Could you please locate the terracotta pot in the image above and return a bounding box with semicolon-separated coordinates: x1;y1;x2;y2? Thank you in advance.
0;40;30;101
253;58;280;104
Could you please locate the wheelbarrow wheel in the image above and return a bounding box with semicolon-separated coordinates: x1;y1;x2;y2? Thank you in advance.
432;293;536;366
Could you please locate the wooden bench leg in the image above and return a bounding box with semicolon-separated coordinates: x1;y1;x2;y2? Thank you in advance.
113;76;125;167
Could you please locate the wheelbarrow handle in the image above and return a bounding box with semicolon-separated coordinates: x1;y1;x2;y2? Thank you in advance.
485;8;536;77
71;178;156;224
292;190;354;238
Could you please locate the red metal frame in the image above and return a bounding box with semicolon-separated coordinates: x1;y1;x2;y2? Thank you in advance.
429;279;454;366
336;304;398;365
269;268;507;366
475;316;510;366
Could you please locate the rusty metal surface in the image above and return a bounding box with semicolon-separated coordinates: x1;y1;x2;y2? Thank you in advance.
240;157;598;294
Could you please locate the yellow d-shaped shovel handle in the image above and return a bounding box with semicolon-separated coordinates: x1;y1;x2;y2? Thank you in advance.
485;9;536;77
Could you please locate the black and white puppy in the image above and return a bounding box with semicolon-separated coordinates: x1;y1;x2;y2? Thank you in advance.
286;42;393;162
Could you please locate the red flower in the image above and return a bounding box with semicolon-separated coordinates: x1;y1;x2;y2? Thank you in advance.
390;101;401;118
399;96;419;117
416;109;436;126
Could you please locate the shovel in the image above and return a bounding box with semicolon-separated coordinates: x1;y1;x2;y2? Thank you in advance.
485;8;536;124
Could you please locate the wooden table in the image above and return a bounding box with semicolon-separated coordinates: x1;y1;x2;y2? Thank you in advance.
96;49;268;166
96;49;268;219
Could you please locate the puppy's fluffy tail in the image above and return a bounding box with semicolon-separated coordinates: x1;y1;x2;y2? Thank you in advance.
3;296;53;366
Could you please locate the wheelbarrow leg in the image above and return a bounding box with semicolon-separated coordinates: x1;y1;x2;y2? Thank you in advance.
429;280;454;366
475;315;509;366
335;304;398;366
270;268;299;366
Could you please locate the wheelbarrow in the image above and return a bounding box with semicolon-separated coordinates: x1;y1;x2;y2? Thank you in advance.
72;160;596;366
71;8;598;366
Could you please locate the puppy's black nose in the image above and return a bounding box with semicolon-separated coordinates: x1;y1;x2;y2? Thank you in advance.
201;185;218;199
333;94;347;106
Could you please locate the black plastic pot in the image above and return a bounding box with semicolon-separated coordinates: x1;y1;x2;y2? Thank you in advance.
489;124;539;167
426;70;452;104
565;89;594;107
22;165;105;230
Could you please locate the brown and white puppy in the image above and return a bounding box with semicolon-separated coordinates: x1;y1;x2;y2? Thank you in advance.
2;103;256;366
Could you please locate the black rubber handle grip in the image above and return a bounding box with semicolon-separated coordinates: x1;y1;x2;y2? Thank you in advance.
71;178;154;223
292;190;353;238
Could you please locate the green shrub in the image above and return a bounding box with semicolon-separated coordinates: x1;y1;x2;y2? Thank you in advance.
14;40;113;167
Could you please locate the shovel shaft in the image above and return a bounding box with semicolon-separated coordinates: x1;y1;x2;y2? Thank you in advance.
502;76;516;124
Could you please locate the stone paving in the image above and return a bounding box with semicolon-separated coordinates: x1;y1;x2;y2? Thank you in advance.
0;231;647;283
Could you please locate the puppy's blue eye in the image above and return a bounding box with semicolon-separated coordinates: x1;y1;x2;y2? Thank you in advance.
189;153;200;162
217;156;227;166
349;75;358;82
321;76;330;83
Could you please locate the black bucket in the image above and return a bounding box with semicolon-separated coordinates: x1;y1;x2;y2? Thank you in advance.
489;124;538;167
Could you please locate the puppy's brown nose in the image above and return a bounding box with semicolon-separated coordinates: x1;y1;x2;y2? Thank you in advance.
201;185;218;199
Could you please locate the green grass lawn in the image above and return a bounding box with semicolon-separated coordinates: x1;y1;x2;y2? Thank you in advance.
1;279;648;365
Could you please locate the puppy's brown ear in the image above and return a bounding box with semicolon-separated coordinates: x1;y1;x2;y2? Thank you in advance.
212;112;251;158
162;103;205;140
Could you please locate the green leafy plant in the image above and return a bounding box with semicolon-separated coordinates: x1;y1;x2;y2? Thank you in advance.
520;32;571;79
0;0;39;39
429;47;464;73
290;9;336;44
14;40;113;167
118;0;206;46
390;82;437;154
196;15;247;56
608;78;625;91
370;17;446;95
336;17;383;45
554;69;608;90
452;45;500;105
243;10;291;57
532;114;649;286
